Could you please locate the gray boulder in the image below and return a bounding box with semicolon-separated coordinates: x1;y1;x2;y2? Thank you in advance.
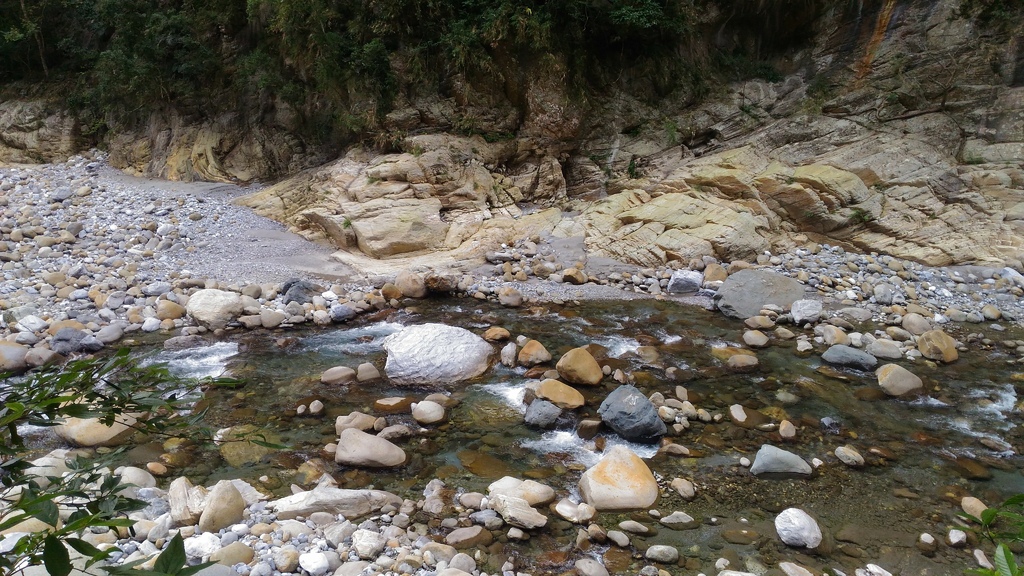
750;444;812;477
598;385;666;442
666;270;703;294
382;323;493;385
51;328;104;355
524;400;561;429
281;279;321;305
715;269;805;319
821;344;877;370
329;303;358;323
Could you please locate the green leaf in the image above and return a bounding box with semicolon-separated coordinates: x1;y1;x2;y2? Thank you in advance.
65;537;111;567
29;498;60;527
994;544;1017;576
983;507;1000;525
43;534;72;576
154;533;187;575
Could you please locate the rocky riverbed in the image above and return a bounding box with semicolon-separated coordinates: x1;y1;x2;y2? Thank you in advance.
2;156;1023;576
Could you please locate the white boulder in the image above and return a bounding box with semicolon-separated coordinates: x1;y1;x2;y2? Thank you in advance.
775;508;822;549
382;323;493;385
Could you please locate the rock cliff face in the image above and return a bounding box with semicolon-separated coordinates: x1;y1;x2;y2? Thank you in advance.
4;0;1023;268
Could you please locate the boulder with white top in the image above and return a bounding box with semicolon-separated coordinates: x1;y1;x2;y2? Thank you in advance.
185;289;244;329
382;323;493;385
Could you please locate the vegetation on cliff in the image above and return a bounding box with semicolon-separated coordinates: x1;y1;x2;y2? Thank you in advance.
0;0;821;147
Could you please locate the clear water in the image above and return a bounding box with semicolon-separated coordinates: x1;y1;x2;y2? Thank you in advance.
50;299;1024;573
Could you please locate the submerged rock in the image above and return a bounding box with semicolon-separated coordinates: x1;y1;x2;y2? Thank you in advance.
598;385;666;442
382;323;493;385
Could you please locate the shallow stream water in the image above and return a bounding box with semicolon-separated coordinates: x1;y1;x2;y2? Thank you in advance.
121;298;1024;574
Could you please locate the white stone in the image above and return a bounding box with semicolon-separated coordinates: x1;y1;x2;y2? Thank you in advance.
183;532;221;559
778;562;815;576
790;300;822;324
489;494;547;529
298;552;330;576
412;400;445;425
774;508;822;549
834;445;865;467
855;565;893;576
351;529;387;559
488;477;555;506
382;323;493;384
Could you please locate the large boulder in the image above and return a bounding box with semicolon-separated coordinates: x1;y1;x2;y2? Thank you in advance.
334;428;406;467
55;415;139;447
198;480;246;533
598;385;666;442
917;330;959;363
344;197;449;257
51;328;104;355
555;347;603;385
382;323;493;385
534;379;585;409
186;289;244;329
666;270;703;294
578;445;659;511
715;269;805;319
0;341;29;373
270;487;403;520
875;364;924;397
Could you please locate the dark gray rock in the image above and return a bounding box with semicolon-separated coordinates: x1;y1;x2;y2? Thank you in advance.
51;328;103;355
524;400;561;429
750;444;812;477
598;385;666;442
330;303;358;323
714;269;805;319
281;279;322;305
821;345;877;370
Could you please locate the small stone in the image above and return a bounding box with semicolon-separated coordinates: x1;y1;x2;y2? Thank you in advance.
645;545;679;563
834;445;865;467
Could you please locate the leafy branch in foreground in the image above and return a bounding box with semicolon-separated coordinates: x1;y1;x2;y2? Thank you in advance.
961;494;1024;576
0;348;238;576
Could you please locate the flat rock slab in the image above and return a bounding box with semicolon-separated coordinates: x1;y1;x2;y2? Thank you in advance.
715;269;805;319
